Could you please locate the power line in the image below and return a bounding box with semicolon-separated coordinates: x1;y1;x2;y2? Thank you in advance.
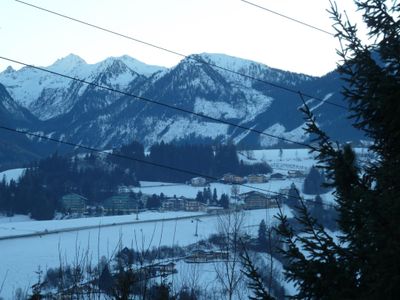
0;55;311;148
240;0;335;37
14;0;347;110
0;124;335;208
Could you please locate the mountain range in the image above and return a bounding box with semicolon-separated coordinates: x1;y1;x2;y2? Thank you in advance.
0;53;363;169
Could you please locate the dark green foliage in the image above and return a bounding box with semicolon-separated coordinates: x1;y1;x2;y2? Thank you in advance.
98;264;114;294
148;283;170;300
195;191;204;203
195;187;213;204
146;194;161;210
0;152;139;219
241;248;275;300
219;193;230;209
212;187;218;203
143;141;271;182
286;183;300;209
276;1;400;298
309;195;338;231
257;220;268;250
303;166;329;195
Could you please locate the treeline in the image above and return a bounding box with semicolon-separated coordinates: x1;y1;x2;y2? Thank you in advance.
0;153;139;220
0;140;271;220
112;141;272;182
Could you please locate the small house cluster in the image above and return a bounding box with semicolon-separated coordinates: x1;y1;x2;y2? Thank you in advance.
185;250;229;263
160;197;207;212
59;169;305;216
240;191;280;210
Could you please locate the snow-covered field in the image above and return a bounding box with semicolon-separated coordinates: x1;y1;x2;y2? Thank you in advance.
0;208;291;298
135;178;336;206
0;214;33;224
1;147;368;297
0;168;25;183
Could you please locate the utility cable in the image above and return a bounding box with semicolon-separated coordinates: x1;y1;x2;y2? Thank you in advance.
0;55;312;148
0;124;335;208
240;0;335;37
14;0;347;110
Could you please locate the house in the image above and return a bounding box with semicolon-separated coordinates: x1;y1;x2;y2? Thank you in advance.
161;197;186;211
287;170;305;178
191;177;207;187
60;193;87;214
223;173;246;184
247;174;268;183
185;199;207;212
117;185;130;194
185;250;229;263
103;194;141;214
144;262;177;277
270;172;286;180
240;191;279;209
157;262;177;273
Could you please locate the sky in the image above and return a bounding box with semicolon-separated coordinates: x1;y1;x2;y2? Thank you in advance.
0;0;367;76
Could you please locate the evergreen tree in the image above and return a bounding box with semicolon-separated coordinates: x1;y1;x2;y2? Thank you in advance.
309;194;324;220
303;166;328;195
219;193;230;209
276;1;400;298
286;183;300;209
146;194;161;210
98;264;114;294
257;220;268;250
195;191;204;203
212;188;218;204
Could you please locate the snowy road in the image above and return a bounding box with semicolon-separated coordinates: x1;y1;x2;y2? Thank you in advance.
0;208;288;298
0;212;210;241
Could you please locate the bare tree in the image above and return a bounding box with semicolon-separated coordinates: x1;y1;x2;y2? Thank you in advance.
214;210;246;300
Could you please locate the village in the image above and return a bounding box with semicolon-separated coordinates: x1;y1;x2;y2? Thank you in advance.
59;170;307;217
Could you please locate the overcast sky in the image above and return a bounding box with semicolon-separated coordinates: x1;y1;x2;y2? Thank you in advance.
0;0;367;76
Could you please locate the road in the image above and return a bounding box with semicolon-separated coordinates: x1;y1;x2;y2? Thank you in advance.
0;212;217;241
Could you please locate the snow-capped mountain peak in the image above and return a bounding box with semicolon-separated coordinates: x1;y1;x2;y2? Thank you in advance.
3;66;15;74
0;52;361;154
117;55;166;77
49;53;87;73
198;53;266;72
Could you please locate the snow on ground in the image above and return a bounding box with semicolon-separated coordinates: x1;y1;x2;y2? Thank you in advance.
0;168;25;183
238;148;370;174
136;180;297;199
136;178;335;205
0;148;364;297
0;214;33;224
0;208;289;298
0;211;205;239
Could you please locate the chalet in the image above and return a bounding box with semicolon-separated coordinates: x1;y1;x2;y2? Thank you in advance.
144;262;177;277
103;194;141;214
161;197;186;211
287;170;305;178
191;177;207;187
223;173;246;184
156;262;176;274
60;193;87;214
240;191;279;209
185;199;207;212
270;172;286;180
185;250;229;263
117;185;130;194
247;174;268;183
